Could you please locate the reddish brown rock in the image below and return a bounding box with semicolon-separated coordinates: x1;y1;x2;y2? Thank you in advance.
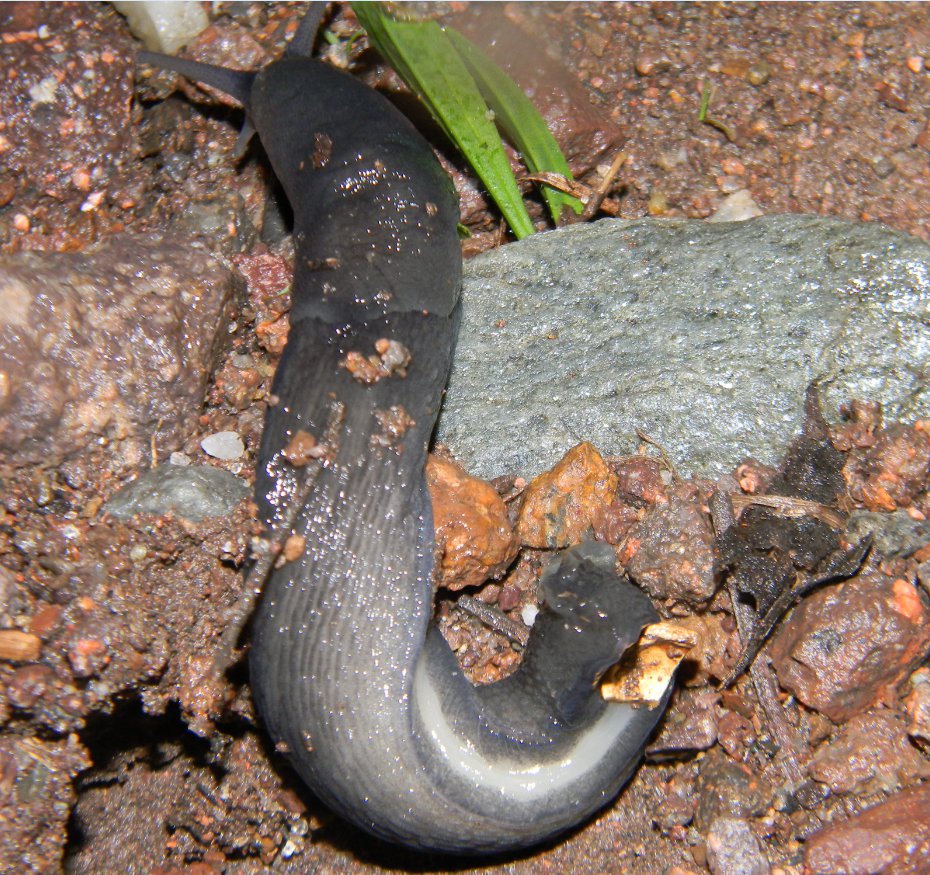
622;483;717;607
770;574;930;722
809;710;930;795
830;399;882;451
426;455;518;591
804;783;930;874
611;456;669;506
6;664;54;710
717;708;756;760
516;442;617;549
647;688;720;756
843;423;930;511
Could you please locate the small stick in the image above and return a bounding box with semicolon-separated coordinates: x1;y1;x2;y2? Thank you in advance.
456;594;530;647
635;428;679;481
580;150;628;221
748;656;807;789
729;493;846;529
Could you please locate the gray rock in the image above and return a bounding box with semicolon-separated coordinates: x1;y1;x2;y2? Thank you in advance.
846;510;930;558
437;216;930;479
105;465;249;523
706;817;771;875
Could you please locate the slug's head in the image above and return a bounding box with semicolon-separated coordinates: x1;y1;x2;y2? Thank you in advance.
137;51;258;156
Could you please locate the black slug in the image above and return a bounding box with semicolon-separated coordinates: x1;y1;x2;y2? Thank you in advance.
140;12;669;855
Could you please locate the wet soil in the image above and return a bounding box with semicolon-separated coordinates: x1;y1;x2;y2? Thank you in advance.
2;3;930;874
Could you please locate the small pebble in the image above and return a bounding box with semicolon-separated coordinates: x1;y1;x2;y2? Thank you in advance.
648;190;669;215
871;155;895;179
747;61;771;86
0;629;42;662
28;75;59;105
706;817;771;875
521;604;539;626
634;49;672;76
201;431;244;460
707;190;764;223
283;535;306;563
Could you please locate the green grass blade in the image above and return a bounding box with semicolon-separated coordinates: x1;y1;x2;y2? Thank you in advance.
445;27;582;223
352;3;535;238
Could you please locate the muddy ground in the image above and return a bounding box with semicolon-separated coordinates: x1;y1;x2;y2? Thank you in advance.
1;2;930;873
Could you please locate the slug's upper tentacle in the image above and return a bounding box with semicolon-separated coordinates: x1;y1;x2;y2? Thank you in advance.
142;30;671;855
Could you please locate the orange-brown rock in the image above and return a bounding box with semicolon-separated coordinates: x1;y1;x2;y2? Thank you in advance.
426;455;518;591
516;442;618;549
843;423;930;511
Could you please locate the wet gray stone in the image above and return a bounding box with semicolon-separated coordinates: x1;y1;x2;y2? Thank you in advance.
105;465;249;523
437;216;930;479
846;509;930;558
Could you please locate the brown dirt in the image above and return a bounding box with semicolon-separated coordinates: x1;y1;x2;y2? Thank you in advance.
1;3;929;874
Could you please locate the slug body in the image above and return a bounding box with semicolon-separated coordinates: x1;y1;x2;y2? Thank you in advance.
143;38;668;855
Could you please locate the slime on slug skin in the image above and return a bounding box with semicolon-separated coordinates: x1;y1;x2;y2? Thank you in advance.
139;7;671;855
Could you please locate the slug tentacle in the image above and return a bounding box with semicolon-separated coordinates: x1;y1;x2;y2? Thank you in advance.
142;23;671;855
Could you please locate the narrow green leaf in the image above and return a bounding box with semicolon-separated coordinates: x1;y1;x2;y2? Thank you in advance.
352;3;535;238
445;27;583;223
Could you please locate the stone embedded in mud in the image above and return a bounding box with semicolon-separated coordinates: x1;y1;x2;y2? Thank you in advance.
769;573;930;722
515;442;617;549
842;423;930;512
105;464;249;524
845;509;930;558
200;430;245;461
694;750;771;833
0;235;235;475
809;709;930;795
804;783;930;874
705;817;771;875
425;455;518;591
621;482;717;607
646;687;720;756
440;215;930;480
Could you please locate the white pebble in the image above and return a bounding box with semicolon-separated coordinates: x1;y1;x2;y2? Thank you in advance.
707;189;764;223
200;431;244;461
112;1;209;54
521;604;539;627
28;75;59;105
